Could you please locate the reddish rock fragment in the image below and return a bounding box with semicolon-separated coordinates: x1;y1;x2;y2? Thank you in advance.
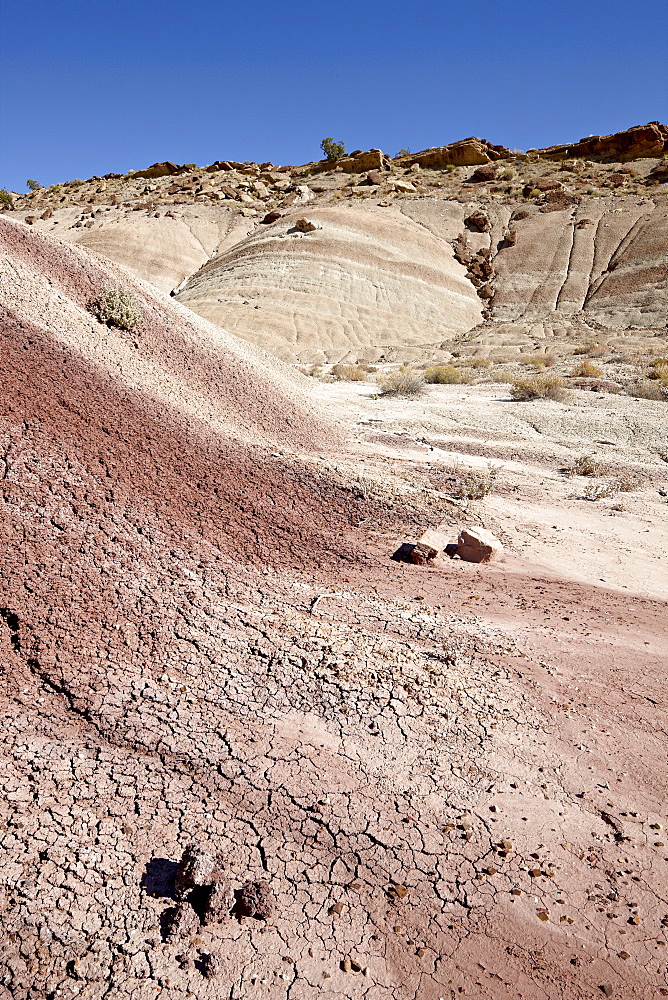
201;879;234;925
456;527;503;564
162;904;199;943
174;844;215;901
236;879;274;919
200;952;224;980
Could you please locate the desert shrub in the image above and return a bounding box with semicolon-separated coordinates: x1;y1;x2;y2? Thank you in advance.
572;360;603;377
519;354;555;368
396;148;411;157
321;138;346;162
647;359;668;380
26;179;43;191
0;188;13;207
377;366;426;398
307;364;323;378
510;375;567;401
92;286;142;331
628;379;668;401
565;454;608;477
581;475;641;501
424;364;463;384
331;362;367;381
458;357;491;369
441;462;501;500
586;343;609;358
500;169;515;180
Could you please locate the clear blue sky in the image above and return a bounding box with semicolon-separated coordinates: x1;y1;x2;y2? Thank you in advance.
1;0;666;192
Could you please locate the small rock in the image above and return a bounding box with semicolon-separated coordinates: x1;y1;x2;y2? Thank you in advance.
262;210;282;224
201;880;234;925
236;879;274;919
342;958;352;972
294;218;317;232
408;542;438;566
25;216;36;225
200;952;224;980
162;904;199;943
174;844;215;901
456;527;503;564
599;985;614;997
40;208;53;220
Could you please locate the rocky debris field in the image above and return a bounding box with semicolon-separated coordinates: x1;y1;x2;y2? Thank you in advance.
0;127;667;1000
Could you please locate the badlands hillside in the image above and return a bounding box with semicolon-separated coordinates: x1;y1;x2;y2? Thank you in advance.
0;123;667;1000
5;121;668;365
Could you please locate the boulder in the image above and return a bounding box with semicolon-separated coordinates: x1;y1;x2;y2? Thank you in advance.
470;164;498;183
392;180;417;193
464;210;491;233
456;527;503;563
363;170;384;186
261;210;282;224
294;218;317;232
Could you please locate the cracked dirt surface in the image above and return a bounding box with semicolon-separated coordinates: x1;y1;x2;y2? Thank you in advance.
0;219;667;998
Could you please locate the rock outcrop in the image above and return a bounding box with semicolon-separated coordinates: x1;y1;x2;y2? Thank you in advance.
534;121;668;162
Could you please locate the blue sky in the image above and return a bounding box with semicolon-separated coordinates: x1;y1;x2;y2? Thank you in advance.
1;0;666;192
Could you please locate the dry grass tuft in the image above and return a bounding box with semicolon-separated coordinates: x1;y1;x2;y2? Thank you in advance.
423;365;464;384
564;454;608;477
331;363;368;381
572;360;604;378
510;375;567;401
628;379;668;402
377;366;427;398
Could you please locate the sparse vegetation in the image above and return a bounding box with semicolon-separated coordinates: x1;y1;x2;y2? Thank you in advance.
377;366;426;398
518;353;555;368
572;360;603;377
628;379;668;401
564;454;608;477
581;474;642;501
423;364;464;384
457;357;491;369
91;286;142;331
331;362;367;381
510;375;567;401
0;188;13;208
441;461;501;500
320;138;346;162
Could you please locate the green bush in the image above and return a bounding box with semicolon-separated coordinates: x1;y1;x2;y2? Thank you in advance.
510;375;567;401
377;366;426;398
0;188;13;208
321;138;346;162
26;179;43;191
92;286;142;331
424;364;464;384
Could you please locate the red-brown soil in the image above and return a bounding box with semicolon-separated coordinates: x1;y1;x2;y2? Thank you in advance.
0;219;666;999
